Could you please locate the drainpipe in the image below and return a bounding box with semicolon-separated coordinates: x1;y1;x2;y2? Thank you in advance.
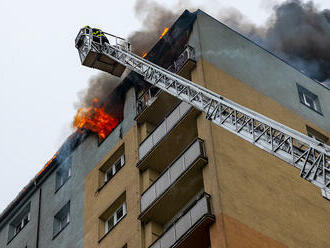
34;181;42;248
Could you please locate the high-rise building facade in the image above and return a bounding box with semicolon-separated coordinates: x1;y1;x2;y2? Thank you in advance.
1;9;330;248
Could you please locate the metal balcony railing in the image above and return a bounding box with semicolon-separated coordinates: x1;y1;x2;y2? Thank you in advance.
141;139;206;212
149;193;213;248
136;86;162;115
139;101;192;160
167;45;196;74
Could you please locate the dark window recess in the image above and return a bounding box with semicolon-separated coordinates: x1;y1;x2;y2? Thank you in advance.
105;155;125;183
53;202;70;238
8;203;31;243
306;126;329;144
55;158;72;192
297;84;322;114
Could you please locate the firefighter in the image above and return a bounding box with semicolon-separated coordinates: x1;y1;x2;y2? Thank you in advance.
92;27;109;45
84;26;109;45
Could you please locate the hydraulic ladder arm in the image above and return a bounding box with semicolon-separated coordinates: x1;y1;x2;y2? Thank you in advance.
75;27;330;200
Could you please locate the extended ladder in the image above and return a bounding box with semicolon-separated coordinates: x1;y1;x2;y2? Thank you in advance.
75;28;330;200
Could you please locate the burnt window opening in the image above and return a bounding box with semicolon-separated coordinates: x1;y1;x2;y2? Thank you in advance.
55;157;72;192
7;203;31;243
53;202;70;238
297;84;322;114
306;126;329;144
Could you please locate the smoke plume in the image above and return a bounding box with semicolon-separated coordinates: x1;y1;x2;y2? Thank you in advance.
128;0;196;56
129;0;330;82
264;0;330;81
220;0;330;82
74;73;120;109
76;0;330;114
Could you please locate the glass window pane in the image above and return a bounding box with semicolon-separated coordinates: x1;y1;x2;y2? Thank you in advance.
107;216;114;230
115;159;122;172
116;206;124;220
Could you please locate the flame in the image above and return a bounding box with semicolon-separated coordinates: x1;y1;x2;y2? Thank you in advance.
160;27;169;39
73;98;119;140
38;153;58;176
142;53;147;58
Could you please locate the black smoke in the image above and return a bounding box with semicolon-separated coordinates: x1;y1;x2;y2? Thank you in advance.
220;0;330;82
264;0;330;82
129;0;330;82
128;0;196;56
74;73;121;109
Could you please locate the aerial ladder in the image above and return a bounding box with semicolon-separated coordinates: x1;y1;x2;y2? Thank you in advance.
75;27;330;200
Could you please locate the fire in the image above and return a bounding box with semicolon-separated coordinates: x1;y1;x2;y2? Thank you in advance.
73;98;119;140
160;27;169;39
38;153;58;176
142;53;147;58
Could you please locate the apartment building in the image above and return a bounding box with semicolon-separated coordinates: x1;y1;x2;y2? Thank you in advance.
82;9;330;248
1;9;330;248
0;82;137;248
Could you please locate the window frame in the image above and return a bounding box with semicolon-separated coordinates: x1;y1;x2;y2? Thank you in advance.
53;201;70;239
104;154;125;183
297;83;323;115
55;159;72;193
7;203;31;244
104;202;127;234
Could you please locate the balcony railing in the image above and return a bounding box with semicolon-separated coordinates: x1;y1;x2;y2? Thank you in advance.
139;101;192;160
141;139;206;212
149;193;214;248
136;86;162;116
167;45;196;74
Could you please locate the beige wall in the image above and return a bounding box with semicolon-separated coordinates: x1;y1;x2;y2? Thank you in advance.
84;126;143;248
83;55;330;248
194;59;330;248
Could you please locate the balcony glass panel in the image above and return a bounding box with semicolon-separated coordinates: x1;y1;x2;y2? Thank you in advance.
141;139;205;213
149;194;212;248
139;101;192;160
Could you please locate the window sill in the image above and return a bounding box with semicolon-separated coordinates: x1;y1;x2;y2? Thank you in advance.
7;221;29;245
52;222;70;240
98;214;127;243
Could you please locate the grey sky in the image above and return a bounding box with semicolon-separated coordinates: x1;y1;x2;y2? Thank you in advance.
1;0;329;212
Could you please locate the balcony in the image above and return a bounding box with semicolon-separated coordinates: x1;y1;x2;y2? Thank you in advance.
140;139;207;215
137;101;199;171
136;87;180;125
167;45;196;79
149;193;214;248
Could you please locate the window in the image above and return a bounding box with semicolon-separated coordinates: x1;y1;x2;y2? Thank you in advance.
98;192;126;242
8;203;30;242
306;126;329;144
55;158;72;192
105;202;127;234
53;202;70;238
105;155;125;183
297;84;322;114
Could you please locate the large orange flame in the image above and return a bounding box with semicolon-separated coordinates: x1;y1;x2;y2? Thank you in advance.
73;98;119;140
